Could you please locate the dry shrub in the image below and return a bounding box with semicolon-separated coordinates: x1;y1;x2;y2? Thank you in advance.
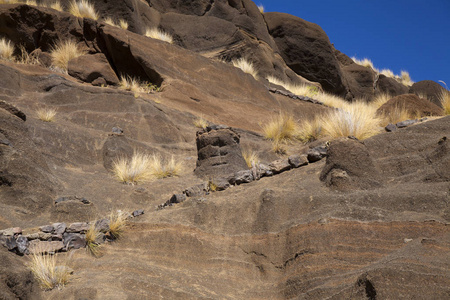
36;107;57;122
150;155;182;179
315;91;349;109
85;223;102;257
108;210;127;239
0;0;21;3
145;28;174;44
68;0;98;20
0;37;14;61
322;103;381;140
29;252;72;290
112;152;153;185
266;75;318;97
193;115;208;129
298;117;323;143
242;148;259;168
50;39;86;72
232;58;258;79
119;19;128;30
380;69;395;78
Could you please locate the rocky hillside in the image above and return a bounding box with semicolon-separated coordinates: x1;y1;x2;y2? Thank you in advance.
0;0;449;299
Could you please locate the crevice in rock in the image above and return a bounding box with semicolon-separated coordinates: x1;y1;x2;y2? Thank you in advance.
357;277;377;300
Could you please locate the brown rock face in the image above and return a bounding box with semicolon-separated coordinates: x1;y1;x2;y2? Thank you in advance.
194;126;248;178
68;53;119;86
377;94;444;117
409;80;447;108
265;12;346;96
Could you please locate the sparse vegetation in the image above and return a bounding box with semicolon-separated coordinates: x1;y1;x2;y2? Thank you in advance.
68;0;98;20
85;223;102;257
298;117;323;143
257;4;264;13
242;148;259;168
150;154;182;179
108;210;127;239
50;39;86;72
103;17;116;26
36;107;57;122
193;115;209;129
118;75;160;94
16;45;40;65
47;0;63;11
112;152;153;185
232;58;258;79
0;37;14;61
208;180;218;192
371;93;392;108
351;57;375;69
145;28;174;44
400;70;413;86
103;17;129;30
29;252;72;290
378;104;415;125
25;0;37;5
119;19;129;30
438;89;450;115
321;103;381;140
263;113;299;142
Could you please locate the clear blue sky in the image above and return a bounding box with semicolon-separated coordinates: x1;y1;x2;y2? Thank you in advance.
259;0;450;88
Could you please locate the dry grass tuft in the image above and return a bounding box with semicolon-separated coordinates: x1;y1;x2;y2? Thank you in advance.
85;223;102;257
145;28;174;44
378;104;415;126
0;0;21;3
112;152;153;185
25;0;37;5
232;58;258;79
29;253;72;290
242;148;259;168
36;107;57;122
263;113;299;142
47;1;63;11
119;19;129;30
371;93;392;108
108;210;127;239
321;103;381;140
50;39;85;72
257;4;264;13
150;155;182;179
118;75;159;94
103;17;116;27
380;69;395;78
438;89;450;115
68;0;98;20
271;140;287;155
193;115;209;129
298;117;323;143
351;57;375;69
0;38;14;61
16;45;40;65
400;70;413;86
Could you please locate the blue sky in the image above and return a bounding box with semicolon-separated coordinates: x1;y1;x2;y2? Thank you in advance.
259;0;450;88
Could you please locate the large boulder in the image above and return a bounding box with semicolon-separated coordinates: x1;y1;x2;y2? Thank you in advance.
68;53;119;86
409;80;447;108
265;12;346;96
377;94;444;117
194;126;248;179
320;138;382;190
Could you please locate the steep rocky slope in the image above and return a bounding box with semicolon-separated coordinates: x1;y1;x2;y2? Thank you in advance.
0;1;448;299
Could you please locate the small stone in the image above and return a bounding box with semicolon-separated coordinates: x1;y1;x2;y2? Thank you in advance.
40;225;54;233
269;159;291;174
307;146;327;163
169;194;187;204
95;219;110;233
28;240;64;254
258;163;273;177
183;183;208;197
52;223;66;240
213;178;230;191
233;170;254;185
66;222;90;233
396;119;418;128
288;155;309;168
385;123;397;132
132;209;144;217
16;236;29;255
24;232;53;241
0;227;22;236
63;233;86;250
112;127;124;135
5;236;17;251
404;238;413;243
0;139;11;146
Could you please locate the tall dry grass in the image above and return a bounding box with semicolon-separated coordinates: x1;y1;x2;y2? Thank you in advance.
145;28;174;44
232;58;258;79
50;39;86;72
0;38;14;61
112;152;153;185
438;90;450;115
108;210;127;239
29;253;72;290
242;148;259;168
68;0;98;20
150;155;182;179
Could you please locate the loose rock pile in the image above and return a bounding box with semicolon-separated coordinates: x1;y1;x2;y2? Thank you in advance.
0;209;144;256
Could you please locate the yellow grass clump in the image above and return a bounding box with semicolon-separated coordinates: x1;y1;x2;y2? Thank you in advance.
103;17;129;30
257;4;264;13
298;117;323;143
321;103;381;140
112;152;153;185
36;107;57;122
50;39;86;72
242;148;259;168
119;19;129;30
351;57;375;69
232;58;258;79
103;17;116;27
263;113;299;142
399;70;413;86
145;28;174;44
29;253;72;290
118;75;159;94
68;0;98;20
150;155;182;179
378;104;415;126
108;210;127;239
371;93;392;109
85;223;102;257
0;0;21;3
25;0;37;5
16;45;40;65
0;38;14;61
193;115;209;129
47;1;63;11
438;89;450;115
